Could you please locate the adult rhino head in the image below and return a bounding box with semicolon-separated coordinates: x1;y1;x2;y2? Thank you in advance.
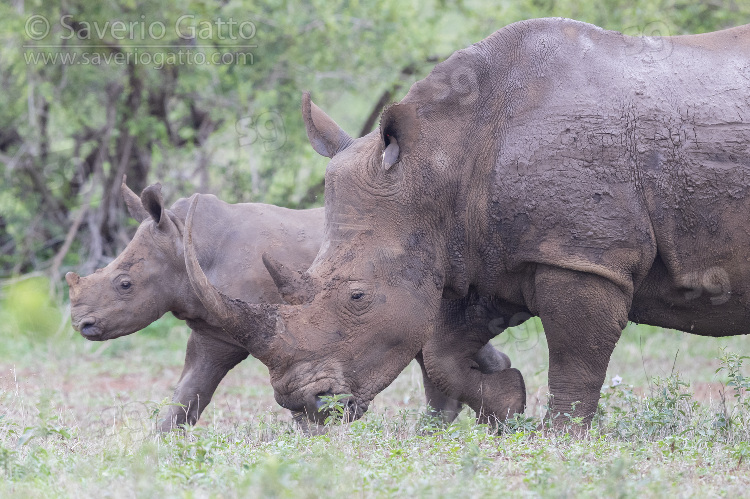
67;179;195;340
186;90;526;423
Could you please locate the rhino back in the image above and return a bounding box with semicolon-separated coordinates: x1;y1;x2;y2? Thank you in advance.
172;195;324;304
403;19;750;303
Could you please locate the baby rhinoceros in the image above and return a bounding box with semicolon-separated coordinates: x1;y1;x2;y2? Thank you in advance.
66;179;514;431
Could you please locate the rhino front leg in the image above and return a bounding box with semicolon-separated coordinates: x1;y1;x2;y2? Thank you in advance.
534;265;628;431
475;342;511;373
415;350;463;424
416;343;512;424
422;316;525;426
161;330;249;431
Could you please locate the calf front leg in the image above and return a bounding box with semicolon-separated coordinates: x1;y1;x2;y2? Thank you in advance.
161;330;249;431
534;265;630;430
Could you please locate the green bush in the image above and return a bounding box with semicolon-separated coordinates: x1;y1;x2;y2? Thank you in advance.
0;276;63;341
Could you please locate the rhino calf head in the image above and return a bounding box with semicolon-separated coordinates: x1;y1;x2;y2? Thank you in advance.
68;178;193;341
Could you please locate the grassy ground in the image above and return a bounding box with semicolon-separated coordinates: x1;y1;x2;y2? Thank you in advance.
2;291;750;497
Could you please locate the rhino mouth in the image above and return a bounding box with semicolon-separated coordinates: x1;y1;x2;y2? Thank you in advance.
75;317;105;341
289;393;368;426
315;392;367;422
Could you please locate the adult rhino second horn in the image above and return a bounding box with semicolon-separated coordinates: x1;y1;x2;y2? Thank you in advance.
262;252;315;305
183;195;279;355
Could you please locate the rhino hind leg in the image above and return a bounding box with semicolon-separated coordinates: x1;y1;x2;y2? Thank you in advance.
534;265;628;432
161;330;249;431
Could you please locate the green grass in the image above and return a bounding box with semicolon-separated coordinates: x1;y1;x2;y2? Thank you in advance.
2;302;750;497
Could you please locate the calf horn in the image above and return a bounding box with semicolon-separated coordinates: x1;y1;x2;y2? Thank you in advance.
183;195;279;357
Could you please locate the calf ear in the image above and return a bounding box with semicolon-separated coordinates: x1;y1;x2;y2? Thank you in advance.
302;91;353;158
140;183;166;227
121;175;149;223
380;102;419;171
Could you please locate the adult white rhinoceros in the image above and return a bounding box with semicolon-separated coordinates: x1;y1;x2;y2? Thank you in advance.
185;18;750;428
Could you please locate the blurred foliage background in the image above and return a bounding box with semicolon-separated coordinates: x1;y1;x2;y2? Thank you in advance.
0;0;748;290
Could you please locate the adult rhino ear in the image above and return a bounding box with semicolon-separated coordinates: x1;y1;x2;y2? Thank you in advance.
121;175;149;223
379;102;419;171
262;253;316;305
302;91;353;158
140;183;166;227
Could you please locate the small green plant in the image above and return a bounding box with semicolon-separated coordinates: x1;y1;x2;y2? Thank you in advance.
715;349;750;436
716;349;750;403
596;370;700;440
641;373;695;435
562;400;584;428
500;413;537;434
316;393;353;425
416;406;447;434
168;427;228;480
149;397;180;431
0;445;17;478
731;442;750;470
15;396;74;447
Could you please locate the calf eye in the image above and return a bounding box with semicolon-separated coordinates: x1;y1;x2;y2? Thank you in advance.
351;291;364;300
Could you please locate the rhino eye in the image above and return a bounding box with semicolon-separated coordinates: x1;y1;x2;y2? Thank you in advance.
351;291;365;301
120;281;131;290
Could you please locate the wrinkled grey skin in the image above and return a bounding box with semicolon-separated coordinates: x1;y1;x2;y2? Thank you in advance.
67;179;510;429
186;18;750;428
67;180;323;430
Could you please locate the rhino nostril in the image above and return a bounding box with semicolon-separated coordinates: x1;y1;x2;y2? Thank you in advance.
79;318;95;329
78;318;102;339
314;391;333;411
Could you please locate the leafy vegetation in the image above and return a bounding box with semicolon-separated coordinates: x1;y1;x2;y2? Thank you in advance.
2;317;750;497
2;1;750;496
